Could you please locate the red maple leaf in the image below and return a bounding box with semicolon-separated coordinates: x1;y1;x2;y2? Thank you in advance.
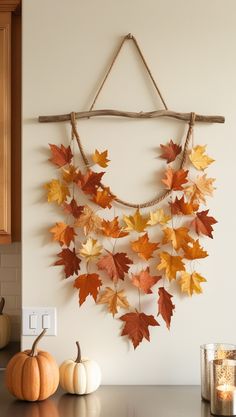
49;144;73;167
157;287;175;330
191;210;217;238
54;248;81;278
162;168;189;191
63;198;84;219
131;268;161;294
74;273;102;306
170;195;199;215
120;311;159;349
97;250;133;283
160;140;182;163
76;170;105;195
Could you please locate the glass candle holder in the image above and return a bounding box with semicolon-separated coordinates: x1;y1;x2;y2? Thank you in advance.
210;359;236;416
201;344;236;401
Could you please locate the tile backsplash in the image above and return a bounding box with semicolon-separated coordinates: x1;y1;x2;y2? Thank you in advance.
0;243;21;341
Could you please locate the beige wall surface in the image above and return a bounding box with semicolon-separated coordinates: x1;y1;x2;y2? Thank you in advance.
22;0;236;384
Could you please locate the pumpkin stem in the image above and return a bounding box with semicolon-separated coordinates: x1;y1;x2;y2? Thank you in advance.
75;341;81;363
0;297;5;315
29;329;47;357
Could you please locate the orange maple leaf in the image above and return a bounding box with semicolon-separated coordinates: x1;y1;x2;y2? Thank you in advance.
120;311;159;349
50;222;76;247
62;164;78;183
97;250;133;283
102;217;129;238
191;210;217;239
92;187;114;209
54;248;81;278
160;140;182;163
157;251;185;280
158;287;175;329
162;168;189;191
162;227;193;250
170;196;199;215
76;170;105;195
183;239;208;260
74;273;102;306
92;149;110;168
131;268;161;294
131;233;159;260
49;143;73;167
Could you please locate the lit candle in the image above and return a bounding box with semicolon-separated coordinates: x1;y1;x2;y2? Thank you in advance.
216;385;236;402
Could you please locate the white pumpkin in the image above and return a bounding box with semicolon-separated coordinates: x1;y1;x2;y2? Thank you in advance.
59;342;101;395
0;297;10;349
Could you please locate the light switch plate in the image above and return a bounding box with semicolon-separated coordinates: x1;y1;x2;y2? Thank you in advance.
22;307;57;336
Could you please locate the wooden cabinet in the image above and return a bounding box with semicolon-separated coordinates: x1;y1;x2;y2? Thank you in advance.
0;1;21;244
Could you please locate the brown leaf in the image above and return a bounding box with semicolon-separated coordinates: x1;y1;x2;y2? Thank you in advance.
162;168;189;191
131;233;159;261
97;250;133;283
74;273;102;305
97;287;130;316
50;222;76;247
131;268;161;294
76;169;105;195
120;311;159;349
63;198;84;219
191;210;217;239
158;287;175;329
49;144;73;167
170;195;199;215
54;248;81;278
160;140;182;163
102;217;129;238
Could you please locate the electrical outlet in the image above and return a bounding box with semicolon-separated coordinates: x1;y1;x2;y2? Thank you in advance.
22;307;57;336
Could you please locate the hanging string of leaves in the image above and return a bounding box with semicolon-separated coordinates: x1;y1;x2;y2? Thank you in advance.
45;129;217;349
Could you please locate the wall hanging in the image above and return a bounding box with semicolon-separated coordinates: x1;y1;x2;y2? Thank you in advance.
39;34;224;349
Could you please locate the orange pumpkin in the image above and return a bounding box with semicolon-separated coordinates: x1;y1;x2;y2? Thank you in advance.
5;329;59;401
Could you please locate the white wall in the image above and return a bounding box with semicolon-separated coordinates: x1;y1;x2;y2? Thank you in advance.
22;0;236;384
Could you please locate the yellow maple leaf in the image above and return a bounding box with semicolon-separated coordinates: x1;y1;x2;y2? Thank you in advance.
157;251;185;280
62;164;78;183
162;227;193;250
179;271;207;296
123;209;148;233
147;209;171;226
74;205;102;235
92;149;110;168
45;179;70;205
185;174;215;204
97;287;129;316
50;222;76;246
79;237;102;261
189;145;214;170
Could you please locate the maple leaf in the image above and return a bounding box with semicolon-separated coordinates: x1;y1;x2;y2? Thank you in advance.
76;170;105;195
157;252;185;280
74;205;102;235
162;168;189;191
50;222;76;247
92;187;114;209
49;143;73;167
189;145;214;170
62;164;78;183
184;174;216;204
183;239;208;260
160;139;182;163
191;210;217;238
131;268;161;294
158;287;175;329
54;248;81;278
92;149;110;168
179;271;207;296
97;287;129;316
162;227;193;250
97;250;133;283
170;196;199;215
102;217;129;238
79;238;102;261
74;273;102;305
147;209;171;226
131;233;159;260
120;311;159;349
45;179;70;205
123;209;148;233
63;198;84;219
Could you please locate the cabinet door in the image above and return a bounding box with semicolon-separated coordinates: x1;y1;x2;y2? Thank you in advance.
0;12;11;244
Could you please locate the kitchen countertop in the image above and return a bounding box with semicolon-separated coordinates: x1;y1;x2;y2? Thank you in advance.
0;372;211;417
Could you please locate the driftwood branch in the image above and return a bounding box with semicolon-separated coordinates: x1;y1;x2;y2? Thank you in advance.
38;109;225;124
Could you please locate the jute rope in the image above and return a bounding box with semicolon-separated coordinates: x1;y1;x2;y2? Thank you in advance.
70;112;196;209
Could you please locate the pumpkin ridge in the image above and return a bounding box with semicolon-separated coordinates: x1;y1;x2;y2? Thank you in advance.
12;353;28;400
22;357;41;401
